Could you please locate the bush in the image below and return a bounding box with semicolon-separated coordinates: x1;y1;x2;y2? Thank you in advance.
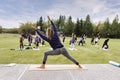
18;23;35;35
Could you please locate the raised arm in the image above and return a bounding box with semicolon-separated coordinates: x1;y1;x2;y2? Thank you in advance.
47;16;51;21
47;16;57;32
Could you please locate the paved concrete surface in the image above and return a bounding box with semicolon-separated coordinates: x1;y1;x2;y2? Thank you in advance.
0;64;120;80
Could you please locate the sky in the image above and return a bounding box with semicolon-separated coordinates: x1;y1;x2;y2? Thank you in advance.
0;0;120;28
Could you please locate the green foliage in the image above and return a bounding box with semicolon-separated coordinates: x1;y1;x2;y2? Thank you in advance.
110;15;119;38
53;15;66;34
2;14;120;38
74;18;83;37
65;16;75;36
0;26;2;33
98;15;120;38
93;22;100;36
18;22;35;34
2;28;18;34
36;16;44;30
102;18;111;37
83;15;93;37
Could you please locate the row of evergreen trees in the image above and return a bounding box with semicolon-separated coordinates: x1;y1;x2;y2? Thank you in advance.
36;15;93;37
36;15;120;38
0;14;120;38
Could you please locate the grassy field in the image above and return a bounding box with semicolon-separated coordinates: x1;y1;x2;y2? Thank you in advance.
0;34;120;64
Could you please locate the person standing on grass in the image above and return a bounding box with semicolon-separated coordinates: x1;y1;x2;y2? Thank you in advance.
20;34;24;50
28;34;32;47
70;33;76;50
35;35;40;49
91;34;95;45
78;35;84;46
62;34;66;43
34;16;83;69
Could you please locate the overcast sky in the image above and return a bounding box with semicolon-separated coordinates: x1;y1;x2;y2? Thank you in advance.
0;0;120;28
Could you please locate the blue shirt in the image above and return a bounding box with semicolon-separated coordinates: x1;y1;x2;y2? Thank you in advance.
36;21;63;50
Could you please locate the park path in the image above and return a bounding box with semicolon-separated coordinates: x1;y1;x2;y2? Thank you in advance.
0;64;120;80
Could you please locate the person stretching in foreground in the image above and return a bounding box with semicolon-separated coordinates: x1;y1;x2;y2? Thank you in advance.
35;16;83;69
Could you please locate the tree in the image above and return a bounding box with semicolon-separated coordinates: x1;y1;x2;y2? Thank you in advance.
57;15;66;33
36;16;43;30
79;19;84;36
74;18;83;37
102;18;111;37
83;15;93;37
94;22;101;36
19;22;35;35
74;18;80;36
118;23;120;38
111;15;119;38
0;26;2;33
65;16;74;36
2;28;18;33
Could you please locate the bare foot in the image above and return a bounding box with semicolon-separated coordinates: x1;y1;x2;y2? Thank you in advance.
78;64;83;69
39;64;45;69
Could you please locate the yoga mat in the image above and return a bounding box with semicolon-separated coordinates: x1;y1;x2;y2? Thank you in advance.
109;61;120;67
29;64;87;71
69;48;77;51
5;63;16;67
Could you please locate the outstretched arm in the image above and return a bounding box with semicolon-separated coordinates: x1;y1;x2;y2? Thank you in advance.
32;26;49;42
36;29;49;42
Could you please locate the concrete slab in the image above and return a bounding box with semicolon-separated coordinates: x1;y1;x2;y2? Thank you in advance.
0;64;120;80
0;64;29;80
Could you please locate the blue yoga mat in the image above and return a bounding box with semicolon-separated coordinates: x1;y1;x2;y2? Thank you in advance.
109;61;120;67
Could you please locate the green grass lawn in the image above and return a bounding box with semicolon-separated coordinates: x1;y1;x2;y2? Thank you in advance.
0;34;120;64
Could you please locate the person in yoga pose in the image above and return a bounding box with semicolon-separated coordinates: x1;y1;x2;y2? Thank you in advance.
35;16;83;69
102;38;109;49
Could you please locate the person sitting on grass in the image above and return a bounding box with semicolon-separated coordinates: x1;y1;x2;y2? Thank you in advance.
34;16;83;69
